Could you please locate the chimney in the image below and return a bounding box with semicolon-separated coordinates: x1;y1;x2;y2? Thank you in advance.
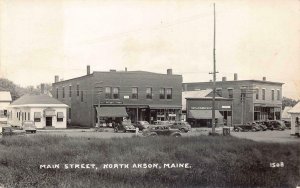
263;77;266;81
41;83;45;94
110;69;116;72
87;65;90;75
222;77;227;81
167;69;173;75
55;75;59;83
125;67;127;72
234;73;238;81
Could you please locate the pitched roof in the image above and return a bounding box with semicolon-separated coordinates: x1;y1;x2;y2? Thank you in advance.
0;91;12;102
183;89;213;99
10;94;66;106
282;106;292;118
288;102;300;114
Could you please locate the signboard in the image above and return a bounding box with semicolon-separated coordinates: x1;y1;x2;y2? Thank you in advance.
168;114;176;117
124;96;129;99
222;106;231;109
44;110;56;117
100;101;123;104
191;107;212;110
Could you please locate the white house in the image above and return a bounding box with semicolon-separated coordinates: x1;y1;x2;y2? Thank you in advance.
287;102;300;136
282;106;292;121
7;94;68;129
0;91;12;123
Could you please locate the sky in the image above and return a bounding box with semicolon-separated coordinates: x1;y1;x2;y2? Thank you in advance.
0;0;299;99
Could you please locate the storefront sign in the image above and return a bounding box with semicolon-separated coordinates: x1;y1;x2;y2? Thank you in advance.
191;107;212;110
168;114;176;117
222;106;231;109
100;101;123;104
157;115;165;118
123;96;129;99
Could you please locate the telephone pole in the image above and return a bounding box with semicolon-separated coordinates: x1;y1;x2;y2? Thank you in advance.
210;3;218;134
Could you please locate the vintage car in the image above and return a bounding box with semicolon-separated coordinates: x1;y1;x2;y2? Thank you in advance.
1;127;26;136
268;120;286;131
233;124;255;132
168;121;191;133
142;125;182;137
114;121;136;133
22;121;37;133
282;120;291;129
133;121;151;131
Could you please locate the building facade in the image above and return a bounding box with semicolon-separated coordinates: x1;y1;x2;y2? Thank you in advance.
0;91;12;123
183;74;283;125
52;66;182;127
7;95;68;129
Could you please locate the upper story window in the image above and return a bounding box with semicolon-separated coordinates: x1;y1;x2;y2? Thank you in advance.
277;90;280;100
81;91;84;102
105;87;111;99
240;88;246;101
271;90;275;101
262;89;266;100
132;87;138;99
255;88;259;100
216;88;222;97
166;88;172;99
77;84;80;96
113;87;119;99
146;88;152;99
69;85;72;97
56;88;59;98
160;88;165;99
62;87;65;98
228;89;233;98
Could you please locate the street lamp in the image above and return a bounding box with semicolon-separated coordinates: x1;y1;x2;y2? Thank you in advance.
92;82;103;127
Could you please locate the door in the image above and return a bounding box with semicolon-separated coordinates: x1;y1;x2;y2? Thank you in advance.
46;117;52;126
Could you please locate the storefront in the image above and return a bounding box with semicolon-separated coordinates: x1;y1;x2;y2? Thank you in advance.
254;105;282;121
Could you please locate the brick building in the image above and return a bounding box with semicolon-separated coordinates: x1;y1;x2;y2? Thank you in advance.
52;66;182;127
183;74;283;125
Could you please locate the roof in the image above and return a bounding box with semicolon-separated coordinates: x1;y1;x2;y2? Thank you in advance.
10;94;67;106
288;102;300;114
0;91;12;102
184;79;284;85
282;106;292;118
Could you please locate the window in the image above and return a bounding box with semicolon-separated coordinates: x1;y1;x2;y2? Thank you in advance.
81;91;84;102
166;88;172;99
262;89;266;100
277;90;280;100
57;112;64;122
28;112;30;121
62;87;65;98
77;84;80;96
34;112;41;122
228;89;233;98
160;88;165;99
216;88;222;97
146;88;152;99
255;88;259;100
132;87;138;99
113;87;119;99
24;112;26;120
69;85;72;97
56;88;59;98
271;90;275;101
240;88;246;101
105;87;111;99
68;108;71;119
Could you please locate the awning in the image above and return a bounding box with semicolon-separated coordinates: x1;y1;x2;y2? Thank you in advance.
96;107;128;117
44;109;56;117
57;112;64;118
188;110;223;119
34;112;42;118
149;104;182;109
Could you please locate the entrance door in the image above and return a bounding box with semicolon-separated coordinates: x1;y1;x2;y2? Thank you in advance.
46;117;52;126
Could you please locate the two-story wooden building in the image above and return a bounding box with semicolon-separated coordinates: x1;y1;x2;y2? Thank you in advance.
183;74;283;125
52;66;182;127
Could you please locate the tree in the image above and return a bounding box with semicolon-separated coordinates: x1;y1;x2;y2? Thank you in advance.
282;97;299;109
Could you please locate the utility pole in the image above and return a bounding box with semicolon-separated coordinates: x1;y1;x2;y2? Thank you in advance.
209;3;218;134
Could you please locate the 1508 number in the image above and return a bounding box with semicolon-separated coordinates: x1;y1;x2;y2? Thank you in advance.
270;162;284;168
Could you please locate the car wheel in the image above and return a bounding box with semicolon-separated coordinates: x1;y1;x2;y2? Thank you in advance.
252;128;256;132
114;128;118;132
233;128;239;132
180;128;185;133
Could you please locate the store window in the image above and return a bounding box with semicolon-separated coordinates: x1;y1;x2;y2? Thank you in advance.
160;88;165;99
113;87;119;99
132;87;138;99
166;88;172;99
57;112;64;122
105;87;111;99
146;88;152;99
34;112;41;122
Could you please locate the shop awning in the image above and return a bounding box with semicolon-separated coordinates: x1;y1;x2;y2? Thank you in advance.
44;108;56;117
149;104;182;109
34;112;42;118
57;112;64;118
188;110;223;119
96;107;128;117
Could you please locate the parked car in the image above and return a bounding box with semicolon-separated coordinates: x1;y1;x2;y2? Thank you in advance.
133;121;150;131
247;122;262;131
269;120;286;131
114;121;136;133
282;120;291;129
255;121;268;131
22;120;37;133
142;125;181;137
168;121;191;133
1;127;26;136
233;124;254;132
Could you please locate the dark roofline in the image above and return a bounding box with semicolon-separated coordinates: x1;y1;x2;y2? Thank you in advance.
186;97;233;101
183;80;284;85
53;70;182;85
